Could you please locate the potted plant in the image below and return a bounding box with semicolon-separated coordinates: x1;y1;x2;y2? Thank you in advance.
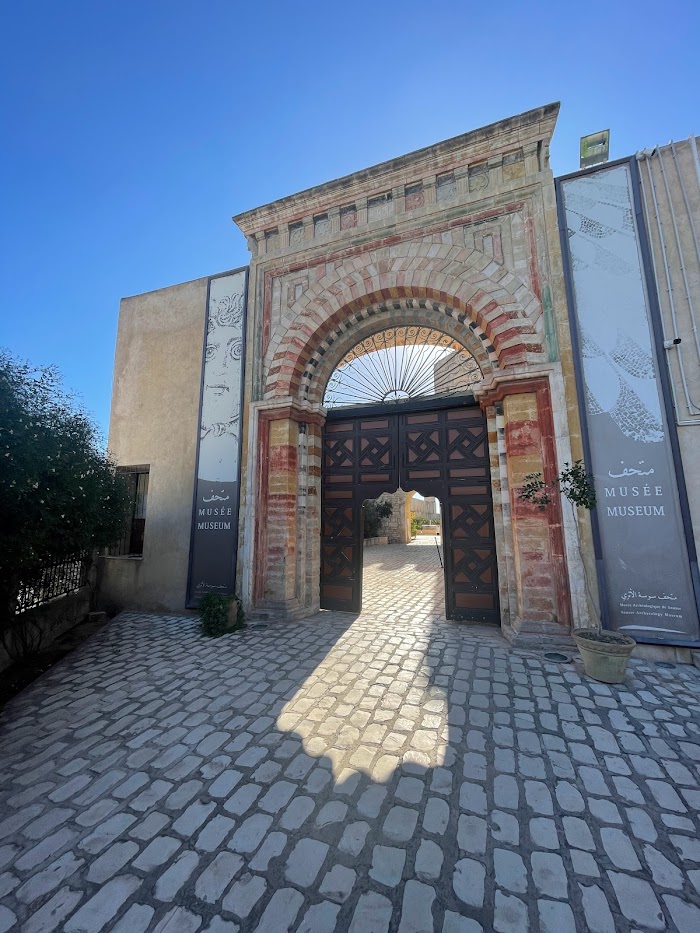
199;593;245;638
519;461;635;683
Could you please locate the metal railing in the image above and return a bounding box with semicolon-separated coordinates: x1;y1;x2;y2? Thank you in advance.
16;553;91;613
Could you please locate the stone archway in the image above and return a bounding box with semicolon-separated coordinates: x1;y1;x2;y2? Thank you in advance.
235;105;587;643
262;239;547;404
247;292;575;642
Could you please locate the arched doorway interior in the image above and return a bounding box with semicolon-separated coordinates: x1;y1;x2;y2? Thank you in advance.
319;326;499;623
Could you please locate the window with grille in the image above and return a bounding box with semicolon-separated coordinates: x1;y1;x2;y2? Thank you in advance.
110;467;149;556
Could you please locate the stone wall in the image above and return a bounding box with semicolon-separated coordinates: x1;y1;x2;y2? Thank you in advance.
638;140;700;556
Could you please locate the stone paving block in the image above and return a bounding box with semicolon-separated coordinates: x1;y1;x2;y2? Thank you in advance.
132;835;181;871
222;872;267;920
642;843;684;890
442;912;483;932
201;920;239;933
151;906;202;932
453;857;485;908
370;844;406;887
111;903;156;933
339;820;370;857
229;814;272;854
17;826;78;869
600;826;641;870
128;811;170;841
384;805;419;842
223;783;261;816
415;838;443;881
64;874;141;932
154;850;201;901
254;887;304;933
538;899;576;933
285;838;329;887
494;891;529;932
22;886;83;933
578;883;616;933
250;831;287;871
608;871;665;930
397;880;436;932
172;800;215;836
358;784;387;817
531;851;567;899
349;891;393;933
319;864;356;903
86;840;138;884
130;779;173;812
296;901;341;932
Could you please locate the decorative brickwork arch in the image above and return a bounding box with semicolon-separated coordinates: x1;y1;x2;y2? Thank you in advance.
264;242;546;401
300;299;491;406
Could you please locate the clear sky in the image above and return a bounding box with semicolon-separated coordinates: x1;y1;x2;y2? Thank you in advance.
2;0;698;440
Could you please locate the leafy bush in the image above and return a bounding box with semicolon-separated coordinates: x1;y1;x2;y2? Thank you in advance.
199;593;245;638
363;500;393;539
519;461;596;511
410;515;431;535
1;352;131;657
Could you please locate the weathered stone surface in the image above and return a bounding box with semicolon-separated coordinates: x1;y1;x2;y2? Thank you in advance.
2;600;700;933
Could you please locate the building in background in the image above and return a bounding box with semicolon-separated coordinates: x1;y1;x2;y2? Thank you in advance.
100;105;700;650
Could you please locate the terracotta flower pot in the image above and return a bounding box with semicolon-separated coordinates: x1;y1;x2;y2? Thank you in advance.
573;629;636;684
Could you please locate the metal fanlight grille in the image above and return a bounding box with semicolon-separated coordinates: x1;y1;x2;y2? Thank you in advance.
323;327;483;409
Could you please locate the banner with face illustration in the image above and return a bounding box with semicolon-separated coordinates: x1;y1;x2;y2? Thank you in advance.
560;164;699;641
187;269;247;606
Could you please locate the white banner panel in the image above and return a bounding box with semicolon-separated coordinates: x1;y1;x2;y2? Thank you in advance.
187;269;247;606
560;164;699;641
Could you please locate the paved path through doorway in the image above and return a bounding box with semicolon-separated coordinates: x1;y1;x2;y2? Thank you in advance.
1;606;700;931
361;538;447;626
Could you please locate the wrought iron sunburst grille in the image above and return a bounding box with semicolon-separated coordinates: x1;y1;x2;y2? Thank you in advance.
323;328;483;409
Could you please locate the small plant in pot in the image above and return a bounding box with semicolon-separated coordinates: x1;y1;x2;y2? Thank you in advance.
519;461;635;684
199;593;245;638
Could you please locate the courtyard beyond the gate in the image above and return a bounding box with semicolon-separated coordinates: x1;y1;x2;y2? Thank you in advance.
1;598;700;931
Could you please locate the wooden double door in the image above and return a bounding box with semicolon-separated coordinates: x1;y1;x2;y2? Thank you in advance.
320;402;500;623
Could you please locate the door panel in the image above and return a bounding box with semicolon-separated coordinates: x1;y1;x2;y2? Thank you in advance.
321;404;499;623
320;417;398;612
399;407;499;623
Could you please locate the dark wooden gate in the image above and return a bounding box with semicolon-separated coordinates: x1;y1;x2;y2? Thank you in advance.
321;401;499;623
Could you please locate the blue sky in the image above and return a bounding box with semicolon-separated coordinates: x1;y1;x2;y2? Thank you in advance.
2;0;698;439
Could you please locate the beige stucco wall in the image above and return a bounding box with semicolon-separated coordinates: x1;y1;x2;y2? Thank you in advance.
99;277;208;612
639;139;700;554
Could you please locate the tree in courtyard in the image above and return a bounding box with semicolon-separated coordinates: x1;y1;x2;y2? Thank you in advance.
0;351;131;657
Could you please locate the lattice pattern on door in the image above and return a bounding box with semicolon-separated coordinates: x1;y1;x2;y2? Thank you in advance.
321;404;499;623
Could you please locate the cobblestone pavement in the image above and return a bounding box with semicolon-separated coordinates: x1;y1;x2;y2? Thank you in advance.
2;542;700;931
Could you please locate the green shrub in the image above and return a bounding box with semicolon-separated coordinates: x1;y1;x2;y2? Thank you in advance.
410;515;430;535
363;500;393;539
199;593;245;638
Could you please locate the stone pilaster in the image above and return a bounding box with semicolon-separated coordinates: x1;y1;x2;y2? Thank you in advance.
480;376;572;643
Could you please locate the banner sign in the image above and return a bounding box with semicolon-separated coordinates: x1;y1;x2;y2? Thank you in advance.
560;163;699;641
187;269;247;606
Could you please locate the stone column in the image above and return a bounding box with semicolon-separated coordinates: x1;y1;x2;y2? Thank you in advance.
253;404;325;617
480;376;572;643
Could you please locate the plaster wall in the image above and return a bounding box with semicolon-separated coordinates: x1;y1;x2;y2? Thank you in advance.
99;277;208;612
638;140;700;555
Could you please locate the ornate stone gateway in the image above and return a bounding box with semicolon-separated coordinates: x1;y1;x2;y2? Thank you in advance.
321;400;499;621
234;104;590;644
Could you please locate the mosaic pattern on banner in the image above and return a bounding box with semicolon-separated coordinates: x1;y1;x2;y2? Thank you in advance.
560;163;699;641
187;270;247;606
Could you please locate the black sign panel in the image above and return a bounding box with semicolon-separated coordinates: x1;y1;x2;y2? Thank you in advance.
187;269;247;606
